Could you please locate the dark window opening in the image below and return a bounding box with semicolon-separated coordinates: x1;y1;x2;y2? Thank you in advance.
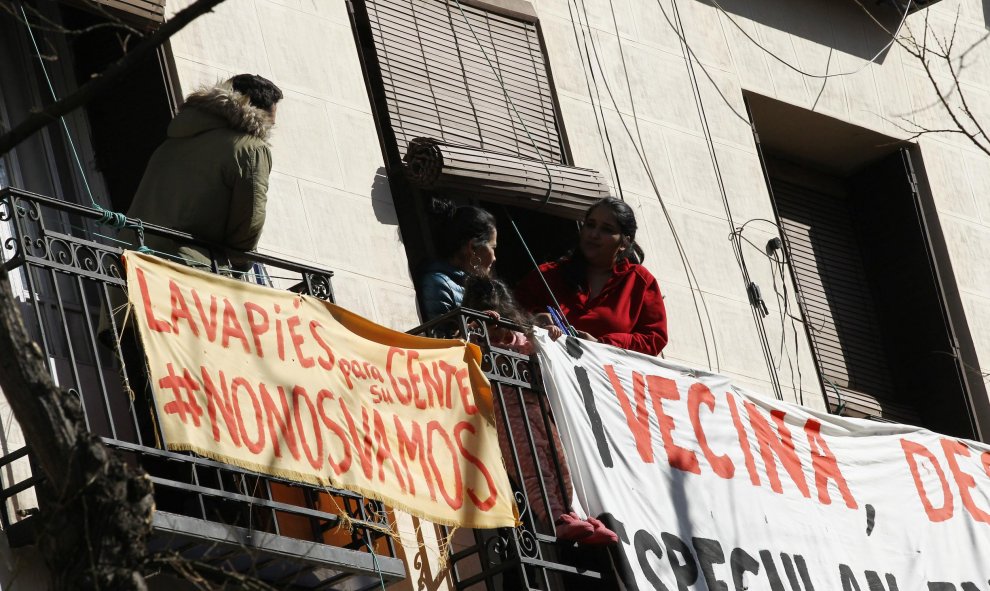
0;3;173;212
749;93;986;440
488;202;575;287
59;4;175;213
1;3;177;440
0;9;88;203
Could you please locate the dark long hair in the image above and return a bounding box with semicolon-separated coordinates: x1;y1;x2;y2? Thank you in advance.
428;198;497;260
462;276;531;325
563;197;645;288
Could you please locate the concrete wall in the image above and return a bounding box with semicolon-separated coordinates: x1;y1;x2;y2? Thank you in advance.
533;0;990;412
161;0;990;585
166;0;990;414
0;0;984;588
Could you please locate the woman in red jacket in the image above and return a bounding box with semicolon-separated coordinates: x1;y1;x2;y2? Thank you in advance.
516;197;668;355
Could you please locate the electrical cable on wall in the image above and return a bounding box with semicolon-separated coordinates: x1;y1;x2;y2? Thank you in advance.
413;0;450;144
743;96;837;412
566;0;625;196
811;48;834;110
449;0;556;206
565;0;723;370
707;0;913;81
447;0;578;326
767;244;801;402
564;0;907;402
458;0;730;372
667;0;785;400
733;220;808;405
649;0;753;127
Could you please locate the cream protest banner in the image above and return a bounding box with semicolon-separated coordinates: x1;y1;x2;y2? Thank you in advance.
124;251;519;529
536;334;990;590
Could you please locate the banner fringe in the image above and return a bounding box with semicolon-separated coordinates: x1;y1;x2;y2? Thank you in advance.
124;252;518;532
436;525;458;574
112;300;135;403
164;444;514;530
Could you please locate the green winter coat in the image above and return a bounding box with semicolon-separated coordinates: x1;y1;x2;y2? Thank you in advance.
125;84;274;272
99;85;274;343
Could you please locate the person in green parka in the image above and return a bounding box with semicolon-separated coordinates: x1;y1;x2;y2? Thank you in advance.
99;75;282;345
126;73;283;271
98;75;283;460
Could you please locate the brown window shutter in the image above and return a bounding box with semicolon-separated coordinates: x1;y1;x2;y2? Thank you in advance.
769;164;920;426
62;0;165;25
365;0;563;164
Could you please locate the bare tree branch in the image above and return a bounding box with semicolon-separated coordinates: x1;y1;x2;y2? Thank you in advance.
0;1;248;589
934;25;990;148
847;0;990;157
0;264;155;590
0;0;232;157
0;0;144;39
895;10;990;157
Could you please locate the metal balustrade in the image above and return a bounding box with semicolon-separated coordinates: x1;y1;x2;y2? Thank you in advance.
410;311;603;590
0;187;607;590
0;187;400;590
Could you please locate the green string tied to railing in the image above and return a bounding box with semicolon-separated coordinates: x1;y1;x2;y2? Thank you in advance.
96;206;128;229
130;219;153;254
91;202;152;254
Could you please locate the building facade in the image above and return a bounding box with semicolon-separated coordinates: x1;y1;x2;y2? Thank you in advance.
163;0;990;434
0;0;988;587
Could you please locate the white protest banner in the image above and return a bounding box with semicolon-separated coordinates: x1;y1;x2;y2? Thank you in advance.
536;334;990;590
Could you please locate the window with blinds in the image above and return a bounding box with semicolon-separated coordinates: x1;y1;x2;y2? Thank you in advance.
768;163;912;424
363;0;563;164
763;151;978;439
64;0;165;24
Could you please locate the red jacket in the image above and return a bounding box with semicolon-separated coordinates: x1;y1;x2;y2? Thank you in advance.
515;259;668;356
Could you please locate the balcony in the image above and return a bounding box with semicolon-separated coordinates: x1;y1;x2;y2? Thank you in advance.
409;312;604;590
0;187;399;589
0;187;604;590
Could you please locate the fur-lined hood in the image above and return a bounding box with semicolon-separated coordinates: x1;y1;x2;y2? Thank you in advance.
169;83;274;141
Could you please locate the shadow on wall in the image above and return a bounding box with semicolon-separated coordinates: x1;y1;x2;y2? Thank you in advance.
371;168;403;238
700;0;906;63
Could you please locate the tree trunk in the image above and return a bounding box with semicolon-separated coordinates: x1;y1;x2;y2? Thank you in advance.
0;266;154;590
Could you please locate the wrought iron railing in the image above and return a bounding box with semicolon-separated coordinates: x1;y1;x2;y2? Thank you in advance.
0;187;402;589
0;187;611;589
410;310;604;591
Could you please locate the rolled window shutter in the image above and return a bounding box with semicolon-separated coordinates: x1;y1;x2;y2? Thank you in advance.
404;138;609;220
366;0;563;164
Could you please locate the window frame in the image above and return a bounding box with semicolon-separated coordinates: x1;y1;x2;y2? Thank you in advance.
348;0;572;172
747;94;985;439
347;0;580;285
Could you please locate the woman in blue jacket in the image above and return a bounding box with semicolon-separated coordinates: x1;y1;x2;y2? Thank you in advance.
418;199;498;322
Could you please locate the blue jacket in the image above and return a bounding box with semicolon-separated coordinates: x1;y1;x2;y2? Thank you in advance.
418;260;467;322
